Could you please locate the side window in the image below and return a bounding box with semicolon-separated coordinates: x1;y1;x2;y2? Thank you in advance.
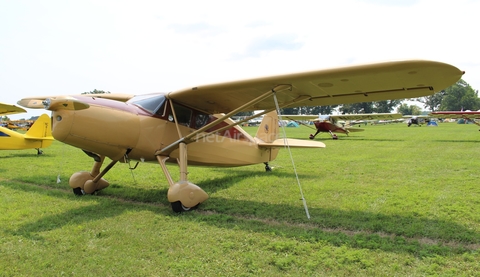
170;103;192;127
194;114;210;129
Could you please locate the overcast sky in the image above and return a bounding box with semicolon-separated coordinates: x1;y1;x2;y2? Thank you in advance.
2;0;479;119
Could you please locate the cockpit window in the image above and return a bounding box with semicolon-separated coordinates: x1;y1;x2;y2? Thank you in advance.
129;94;166;114
0;131;10;137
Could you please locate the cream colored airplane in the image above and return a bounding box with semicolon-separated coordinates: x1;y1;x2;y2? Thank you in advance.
17;60;463;212
0;103;54;154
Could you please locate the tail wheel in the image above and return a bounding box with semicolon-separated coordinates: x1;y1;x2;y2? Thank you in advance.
72;187;85;196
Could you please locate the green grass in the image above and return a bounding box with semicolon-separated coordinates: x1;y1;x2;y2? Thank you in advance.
1;122;479;276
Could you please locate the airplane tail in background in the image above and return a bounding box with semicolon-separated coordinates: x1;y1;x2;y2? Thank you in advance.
24;113;54;148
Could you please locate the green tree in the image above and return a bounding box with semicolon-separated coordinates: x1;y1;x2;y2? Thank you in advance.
83;89;110;94
374;100;402;113
397;103;421;115
280;105;338;115
280;107;301;115
416;90;446;111
439;79;480;111
340;102;374;114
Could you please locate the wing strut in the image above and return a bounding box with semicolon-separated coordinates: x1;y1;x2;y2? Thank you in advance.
155;84;314;212
273;92;311;220
156;84;300;155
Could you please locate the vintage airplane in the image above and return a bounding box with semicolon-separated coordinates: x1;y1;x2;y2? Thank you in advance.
17;60;463;212
429;110;480;129
284;113;402;139
402;115;431;127
0;102;54;154
0;102;27;116
1;102;26;130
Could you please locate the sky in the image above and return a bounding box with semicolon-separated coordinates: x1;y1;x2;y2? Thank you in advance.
1;0;479;120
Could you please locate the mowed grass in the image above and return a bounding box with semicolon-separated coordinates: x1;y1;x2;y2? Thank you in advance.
1;121;479;276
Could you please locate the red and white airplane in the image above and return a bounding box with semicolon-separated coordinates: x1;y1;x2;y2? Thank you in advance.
284;113;402;139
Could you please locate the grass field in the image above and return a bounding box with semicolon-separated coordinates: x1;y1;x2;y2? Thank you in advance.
1;121;479;276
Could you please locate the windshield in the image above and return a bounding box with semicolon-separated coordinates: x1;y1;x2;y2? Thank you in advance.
129;94;166;114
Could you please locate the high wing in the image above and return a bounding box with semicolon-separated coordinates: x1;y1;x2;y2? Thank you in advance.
429;111;480;119
17;60;462;115
168;60;463;114
402;115;430;119
0;102;26;115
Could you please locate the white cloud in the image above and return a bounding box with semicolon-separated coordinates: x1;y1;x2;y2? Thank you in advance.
1;0;478;119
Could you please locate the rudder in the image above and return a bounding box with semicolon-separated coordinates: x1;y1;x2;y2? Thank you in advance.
25;113;53;140
255;111;279;143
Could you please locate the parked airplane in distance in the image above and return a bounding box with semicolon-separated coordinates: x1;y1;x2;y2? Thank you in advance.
429;110;480;130
284;113;402;139
0;102;54;154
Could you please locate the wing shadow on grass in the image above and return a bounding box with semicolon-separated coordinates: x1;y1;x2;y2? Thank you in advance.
3;173;479;258
335;137;404;142
432;139;480;143
285;134;404;142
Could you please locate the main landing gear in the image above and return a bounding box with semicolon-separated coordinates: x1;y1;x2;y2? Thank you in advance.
69;154;113;195
68;144;272;213
309;130;338;140
157;142;208;212
67;147;207;213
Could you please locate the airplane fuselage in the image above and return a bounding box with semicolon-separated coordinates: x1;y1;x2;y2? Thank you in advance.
49;94;278;166
314;121;349;134
0;127;42;150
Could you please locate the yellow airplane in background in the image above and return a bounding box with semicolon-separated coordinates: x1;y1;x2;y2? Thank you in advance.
0;102;54;154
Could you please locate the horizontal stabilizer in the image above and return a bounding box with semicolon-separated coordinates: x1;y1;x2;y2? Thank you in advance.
256;138;325;148
345;127;364;132
24;135;55;140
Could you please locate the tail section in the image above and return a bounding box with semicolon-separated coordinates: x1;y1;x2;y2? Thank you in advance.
24;113;54;148
255;111;325;148
255;111;279;143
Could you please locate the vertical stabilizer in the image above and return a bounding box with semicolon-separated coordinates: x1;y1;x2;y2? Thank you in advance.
25;114;53;139
255;111;279;143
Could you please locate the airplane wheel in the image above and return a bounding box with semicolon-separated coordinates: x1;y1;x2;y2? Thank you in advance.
73;187;85;196
171;201;198;213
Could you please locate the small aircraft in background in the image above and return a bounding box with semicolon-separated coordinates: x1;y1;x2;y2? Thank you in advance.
0;102;54;154
429;110;480;130
284;113;402;139
402;115;431;127
17;60;463;212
